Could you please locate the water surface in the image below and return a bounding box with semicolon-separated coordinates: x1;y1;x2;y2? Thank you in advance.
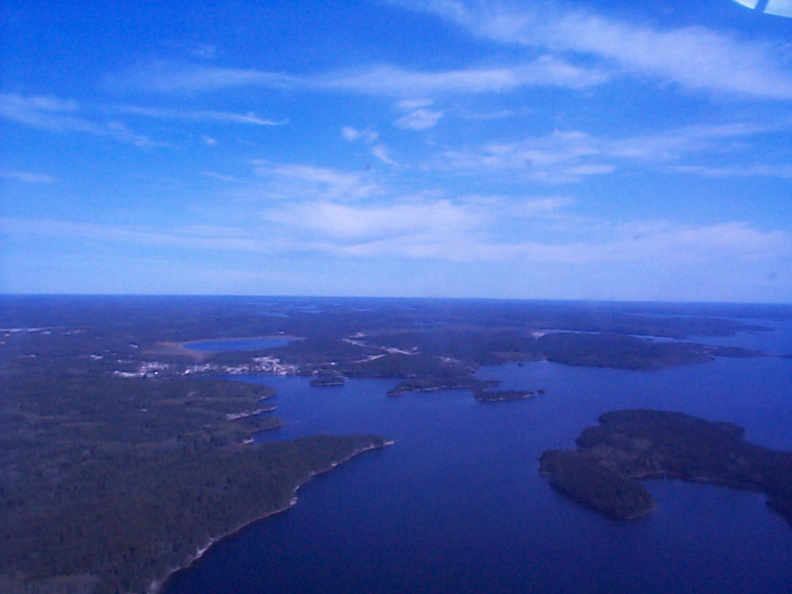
185;337;294;352
164;319;792;594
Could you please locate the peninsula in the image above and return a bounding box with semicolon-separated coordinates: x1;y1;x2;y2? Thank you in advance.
540;410;792;524
0;364;390;594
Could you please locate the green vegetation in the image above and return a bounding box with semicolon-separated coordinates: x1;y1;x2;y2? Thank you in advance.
386;376;497;397
539;449;654;519
0;367;388;593
255;416;284;430
540;410;792;524
1;297;766;390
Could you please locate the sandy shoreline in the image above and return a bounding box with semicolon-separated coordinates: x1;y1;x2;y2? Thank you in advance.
147;439;393;594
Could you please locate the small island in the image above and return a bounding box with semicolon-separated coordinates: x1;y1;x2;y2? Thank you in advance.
474;389;539;402
540;410;792;524
386;376;497;397
310;375;346;387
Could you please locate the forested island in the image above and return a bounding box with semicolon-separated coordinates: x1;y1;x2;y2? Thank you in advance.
310;375;346;387
540;410;792;524
474;389;541;402
386;376;497;397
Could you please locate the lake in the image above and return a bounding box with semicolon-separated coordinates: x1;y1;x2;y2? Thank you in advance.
184;337;295;352
163;319;792;593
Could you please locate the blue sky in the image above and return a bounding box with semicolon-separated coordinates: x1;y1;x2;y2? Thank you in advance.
2;0;791;302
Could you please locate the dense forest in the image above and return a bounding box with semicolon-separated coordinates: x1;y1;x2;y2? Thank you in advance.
1;362;387;593
540;410;792;523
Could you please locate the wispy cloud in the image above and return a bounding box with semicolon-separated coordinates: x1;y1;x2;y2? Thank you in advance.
4;207;789;267
107;57;608;98
104;61;297;93
459;194;575;218
435;120;788;182
317;57;609;96
258;199;792;263
672;164;792;179
457;108;518;121
0;93;159;147
394;107;445;130
608;221;792;263
607;121;784;160
0;170;56;184
341;126;379;143
203;172;243;183
250;162;383;201
371;145;397;166
341;127;397;165
398;0;792;100
0;93;287;147
262;199;475;245
439;129;613;182
0;217;261;252
116;105;287;126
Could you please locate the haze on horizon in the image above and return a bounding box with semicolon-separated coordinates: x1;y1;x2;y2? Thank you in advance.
1;0;791;303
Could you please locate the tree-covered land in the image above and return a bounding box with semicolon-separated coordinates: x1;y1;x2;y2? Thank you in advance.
385;376;497;396
540;410;792;524
1;363;388;594
1;296;770;385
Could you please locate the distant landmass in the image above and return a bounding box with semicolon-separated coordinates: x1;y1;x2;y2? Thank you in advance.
0;296;769;390
540;410;792;525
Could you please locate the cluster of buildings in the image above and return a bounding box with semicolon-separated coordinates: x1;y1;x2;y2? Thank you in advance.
114;355;298;378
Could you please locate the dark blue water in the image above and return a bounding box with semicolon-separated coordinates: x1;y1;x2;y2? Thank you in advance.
185;337;294;352
164;321;792;594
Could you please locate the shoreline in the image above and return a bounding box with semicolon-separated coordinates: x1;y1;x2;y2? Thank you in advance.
147;439;393;594
182;335;301;352
144;335;300;362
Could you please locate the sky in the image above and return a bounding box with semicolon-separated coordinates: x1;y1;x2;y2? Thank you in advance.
1;0;791;302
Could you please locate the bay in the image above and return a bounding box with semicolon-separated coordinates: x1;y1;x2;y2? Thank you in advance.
163;319;792;594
